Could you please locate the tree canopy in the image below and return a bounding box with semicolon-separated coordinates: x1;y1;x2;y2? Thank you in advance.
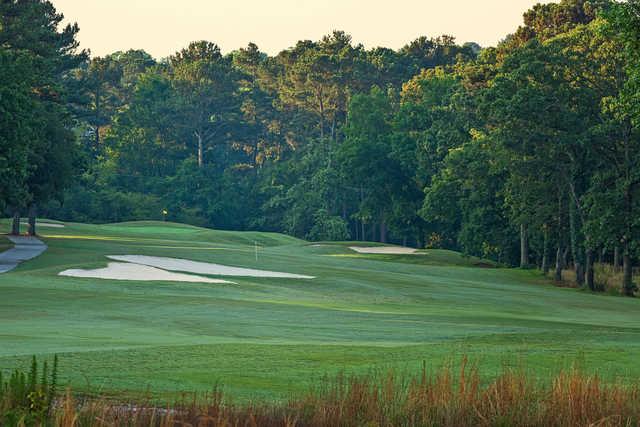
2;0;640;295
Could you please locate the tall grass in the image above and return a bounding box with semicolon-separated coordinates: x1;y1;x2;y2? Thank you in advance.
6;357;640;426
0;355;58;426
554;263;640;295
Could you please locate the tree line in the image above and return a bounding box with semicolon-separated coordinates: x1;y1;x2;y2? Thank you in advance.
1;0;639;294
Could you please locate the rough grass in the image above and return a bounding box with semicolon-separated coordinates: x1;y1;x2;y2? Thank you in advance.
553;264;640;295
0;220;639;402
11;362;640;427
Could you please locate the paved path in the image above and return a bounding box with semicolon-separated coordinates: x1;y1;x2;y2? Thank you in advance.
0;235;47;273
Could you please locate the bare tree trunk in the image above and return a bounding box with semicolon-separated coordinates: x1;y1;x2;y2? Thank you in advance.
11;209;20;235
576;263;585;286
614;246;620;271
568;198;584;286
585;248;594;291
622;123;633;296
554;192;563;281
402;236;407;247
554;246;563;281
379;213;387;244
196;133;203;168
379;223;387;243
319;98;325;140
622;243;634;296
27;204;37;236
361;221;365;242
359;185;364;241
416;230;425;249
520;223;529;268
330;116;336;142
542;227;549;275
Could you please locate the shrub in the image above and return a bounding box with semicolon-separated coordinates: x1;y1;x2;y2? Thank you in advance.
306;209;351;241
0;355;58;426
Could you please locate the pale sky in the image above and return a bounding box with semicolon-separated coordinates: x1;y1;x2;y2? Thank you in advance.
51;0;549;59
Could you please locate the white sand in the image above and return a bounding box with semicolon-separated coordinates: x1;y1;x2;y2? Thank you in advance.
59;262;233;283
107;255;315;279
349;246;418;255
20;222;65;228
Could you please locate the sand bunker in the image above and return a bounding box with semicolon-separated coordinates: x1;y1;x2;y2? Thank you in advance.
59;262;233;283
349;246;418;255
107;255;315;279
20;222;64;228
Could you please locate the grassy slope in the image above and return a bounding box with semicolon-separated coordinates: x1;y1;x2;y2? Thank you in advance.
0;220;639;401
0;235;11;252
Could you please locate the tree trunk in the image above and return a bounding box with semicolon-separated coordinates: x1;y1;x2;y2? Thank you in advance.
585;248;594;291
520;223;529;268
196;133;203;167
555;246;563;282
568;198;584;286
11;209;20;235
614;246;620;271
319;98;325;140
576;263;585;286
622;243;634;296
27;204;37;236
379;214;387;244
402;236;407;247
94;125;101;153
554;191;563;281
330;116;336;142
542;227;549;275
359;185;364;241
621;122;633;297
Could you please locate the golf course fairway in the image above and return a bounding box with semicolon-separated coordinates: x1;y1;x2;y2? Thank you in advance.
0;220;639;401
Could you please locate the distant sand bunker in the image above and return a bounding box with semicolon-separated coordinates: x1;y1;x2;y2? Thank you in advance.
20;222;64;228
59;262;233;283
349;246;418;255
108;255;315;279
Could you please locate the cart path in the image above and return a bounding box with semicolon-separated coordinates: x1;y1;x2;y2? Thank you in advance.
0;235;47;273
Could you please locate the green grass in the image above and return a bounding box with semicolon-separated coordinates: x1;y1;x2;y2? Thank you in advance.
0;235;11;252
0;219;639;402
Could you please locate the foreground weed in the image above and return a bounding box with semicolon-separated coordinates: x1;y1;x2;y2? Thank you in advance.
3;356;637;426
